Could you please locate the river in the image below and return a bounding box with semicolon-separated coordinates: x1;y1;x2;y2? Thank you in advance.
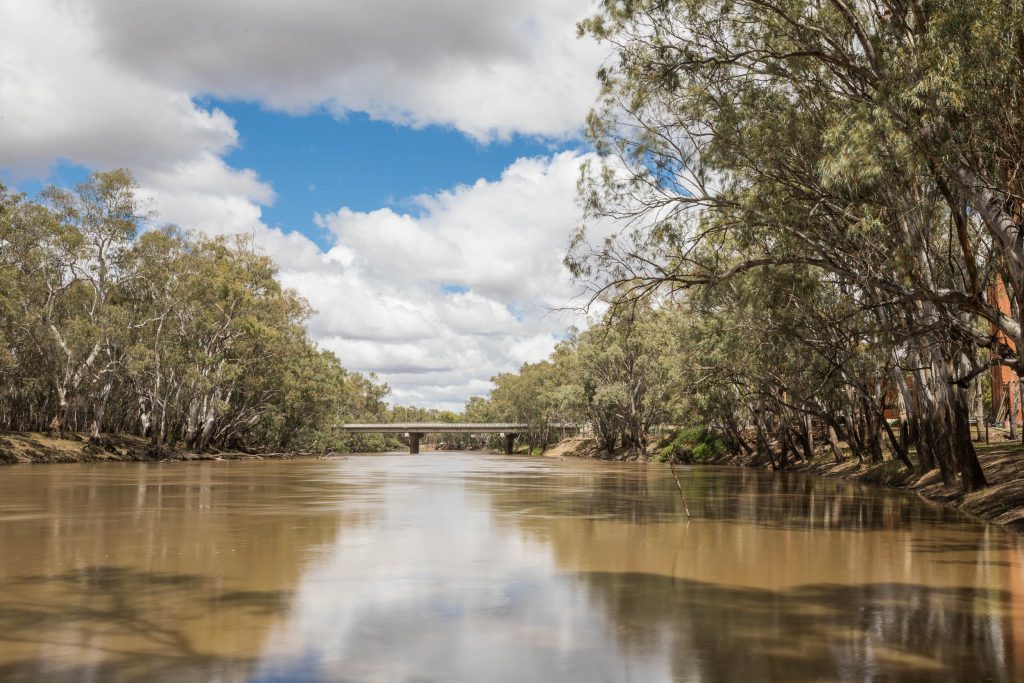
0;453;1020;682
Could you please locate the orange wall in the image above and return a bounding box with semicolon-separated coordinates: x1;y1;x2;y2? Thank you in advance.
990;278;1022;426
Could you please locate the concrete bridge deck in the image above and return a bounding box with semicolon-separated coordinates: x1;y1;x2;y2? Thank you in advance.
341;423;526;454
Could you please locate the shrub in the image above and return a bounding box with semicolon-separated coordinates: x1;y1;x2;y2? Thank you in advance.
657;426;725;463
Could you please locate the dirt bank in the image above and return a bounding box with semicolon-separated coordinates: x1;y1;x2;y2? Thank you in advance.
540;436;604;459
0;432;297;464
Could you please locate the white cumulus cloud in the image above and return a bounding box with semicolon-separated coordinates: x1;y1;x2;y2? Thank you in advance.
0;0;609;408
87;0;604;141
286;152;599;409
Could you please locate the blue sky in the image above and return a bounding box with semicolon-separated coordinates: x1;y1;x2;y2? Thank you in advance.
0;0;607;408
217;103;584;249
6;103;585;250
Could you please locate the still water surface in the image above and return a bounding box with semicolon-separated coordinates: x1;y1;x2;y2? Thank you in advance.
0;453;1022;682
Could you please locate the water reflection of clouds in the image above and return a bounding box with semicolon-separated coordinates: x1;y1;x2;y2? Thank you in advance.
476;461;1024;682
3;455;1022;682
250;454;1024;681
251;455;673;682
0;460;381;682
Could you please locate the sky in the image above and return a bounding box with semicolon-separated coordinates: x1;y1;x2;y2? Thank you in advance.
0;0;609;410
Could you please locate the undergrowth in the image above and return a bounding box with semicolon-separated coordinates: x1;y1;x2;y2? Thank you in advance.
655;427;725;464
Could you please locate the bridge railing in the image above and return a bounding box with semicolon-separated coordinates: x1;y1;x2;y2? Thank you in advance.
340;422;580;453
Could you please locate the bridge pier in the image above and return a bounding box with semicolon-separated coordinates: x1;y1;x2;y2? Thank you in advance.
341;424;554;455
408;432;425;454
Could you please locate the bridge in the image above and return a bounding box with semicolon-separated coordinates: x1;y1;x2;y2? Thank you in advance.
341;423;527;454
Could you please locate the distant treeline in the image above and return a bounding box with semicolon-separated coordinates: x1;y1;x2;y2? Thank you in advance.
0;170;393;453
462;315;676;456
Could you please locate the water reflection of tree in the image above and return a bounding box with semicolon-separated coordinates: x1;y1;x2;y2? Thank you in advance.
487;465;973;533
484;466;674;525
0;566;286;682
0;461;383;681
694;468;969;532
579;571;1020;682
483;462;1024;680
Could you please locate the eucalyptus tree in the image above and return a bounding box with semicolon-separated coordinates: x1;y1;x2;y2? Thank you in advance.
0;171;146;435
163;234;313;451
489;359;564;452
0;173;395;454
471;311;682;456
568;0;1005;489
0;190;51;430
574;309;682;454
121;227;191;443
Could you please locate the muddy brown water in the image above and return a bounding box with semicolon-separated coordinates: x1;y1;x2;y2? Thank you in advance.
0;453;1021;682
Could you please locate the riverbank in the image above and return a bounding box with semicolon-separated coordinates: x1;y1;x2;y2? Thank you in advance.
0;431;490;464
777;441;1024;534
8;429;1023;536
0;432;302;464
545;434;1024;534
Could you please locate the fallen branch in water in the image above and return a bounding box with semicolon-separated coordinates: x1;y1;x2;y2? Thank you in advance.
668;459;691;518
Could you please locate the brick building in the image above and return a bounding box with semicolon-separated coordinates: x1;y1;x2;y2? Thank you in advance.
990;278;1022;427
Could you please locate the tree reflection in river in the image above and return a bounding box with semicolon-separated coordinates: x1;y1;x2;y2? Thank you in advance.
0;461;378;682
579;572;1020;682
482;460;1024;680
487;463;968;532
0;566;275;682
0;455;1021;682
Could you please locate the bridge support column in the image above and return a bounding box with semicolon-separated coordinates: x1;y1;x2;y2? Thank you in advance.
408;432;425;454
504;433;516;455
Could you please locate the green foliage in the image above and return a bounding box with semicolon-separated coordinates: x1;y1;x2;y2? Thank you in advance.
657;427;724;464
560;0;1010;490
0;173;391;453
465;307;686;456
